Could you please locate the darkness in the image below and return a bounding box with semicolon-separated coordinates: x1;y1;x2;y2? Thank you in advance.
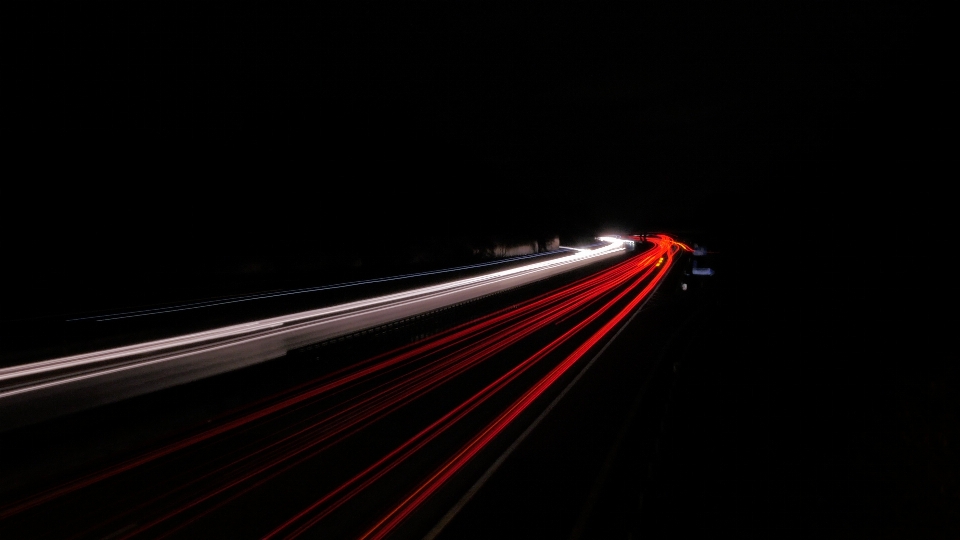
8;1;951;537
9;2;897;297
10;6;783;303
9;1;835;294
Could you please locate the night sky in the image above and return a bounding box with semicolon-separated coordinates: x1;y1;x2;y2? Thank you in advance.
8;2;894;312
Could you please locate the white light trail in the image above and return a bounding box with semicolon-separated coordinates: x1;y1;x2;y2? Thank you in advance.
0;239;626;431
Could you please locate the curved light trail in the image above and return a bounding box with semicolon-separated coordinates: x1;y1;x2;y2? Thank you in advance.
0;234;684;540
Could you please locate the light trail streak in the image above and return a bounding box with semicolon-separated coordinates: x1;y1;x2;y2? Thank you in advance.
265;236;678;540
0;239;625;431
261;257;663;539
0;235;683;540
356;238;676;540
109;249;658;539
1;242;621;386
0;239;631;519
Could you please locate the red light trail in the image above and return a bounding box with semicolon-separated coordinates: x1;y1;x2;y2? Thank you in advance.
0;235;682;540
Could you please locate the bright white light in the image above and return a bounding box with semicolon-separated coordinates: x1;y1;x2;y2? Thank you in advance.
0;239;627;413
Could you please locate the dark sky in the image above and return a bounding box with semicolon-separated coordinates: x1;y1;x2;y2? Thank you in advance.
7;1;897;313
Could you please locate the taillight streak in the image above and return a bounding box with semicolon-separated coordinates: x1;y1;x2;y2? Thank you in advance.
111;250;663;538
272;244;674;539
2;238;677;540
358;241;675;540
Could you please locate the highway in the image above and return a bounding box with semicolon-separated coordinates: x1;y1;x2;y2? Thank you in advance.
0;234;684;539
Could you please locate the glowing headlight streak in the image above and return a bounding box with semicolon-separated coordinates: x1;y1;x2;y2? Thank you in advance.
0;239;627;430
1;242;624;387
